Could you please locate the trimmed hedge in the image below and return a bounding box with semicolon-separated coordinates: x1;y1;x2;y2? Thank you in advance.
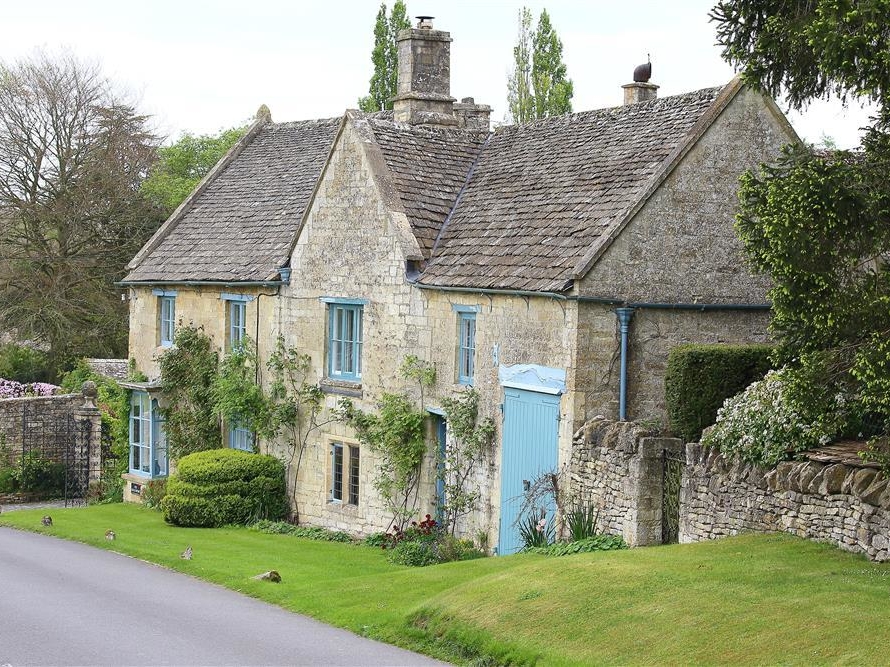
161;449;288;527
665;343;774;443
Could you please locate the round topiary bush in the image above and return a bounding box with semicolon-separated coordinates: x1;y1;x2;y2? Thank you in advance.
161;449;288;527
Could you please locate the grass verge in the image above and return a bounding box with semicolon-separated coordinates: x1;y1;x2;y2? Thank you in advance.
3;504;890;665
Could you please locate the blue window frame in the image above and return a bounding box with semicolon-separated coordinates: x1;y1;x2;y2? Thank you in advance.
159;296;175;347
328;304;363;380
229;422;254;452
228;300;246;350
457;312;476;384
129;392;167;478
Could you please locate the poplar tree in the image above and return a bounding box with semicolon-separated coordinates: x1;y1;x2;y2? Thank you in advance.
508;7;573;124
358;1;411;113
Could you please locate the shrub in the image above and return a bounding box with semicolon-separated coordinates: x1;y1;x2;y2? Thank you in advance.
702;368;831;466
0;344;51;383
665;343;774;443
16;452;66;496
525;535;627;556
141;479;168;510
389;539;440;567
161;449;287;527
0;468;17;493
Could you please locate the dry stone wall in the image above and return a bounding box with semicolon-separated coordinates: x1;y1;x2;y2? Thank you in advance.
682;444;890;562
570;417;682;546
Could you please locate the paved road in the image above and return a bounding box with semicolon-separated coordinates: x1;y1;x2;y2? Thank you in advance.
0;527;446;666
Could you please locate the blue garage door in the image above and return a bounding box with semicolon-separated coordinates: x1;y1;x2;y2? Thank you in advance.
498;388;560;555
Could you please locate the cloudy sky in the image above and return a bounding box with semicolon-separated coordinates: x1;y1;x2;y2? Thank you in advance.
4;0;875;147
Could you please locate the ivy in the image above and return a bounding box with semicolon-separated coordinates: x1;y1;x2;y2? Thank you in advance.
158;325;220;460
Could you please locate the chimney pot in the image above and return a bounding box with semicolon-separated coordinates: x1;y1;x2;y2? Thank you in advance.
416;15;434;29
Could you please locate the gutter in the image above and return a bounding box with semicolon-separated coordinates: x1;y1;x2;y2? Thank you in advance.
117;279;287;288
409;280;770;421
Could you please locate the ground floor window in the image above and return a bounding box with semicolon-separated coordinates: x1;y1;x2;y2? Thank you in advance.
129;392;167;478
330;442;359;506
229;422;254;452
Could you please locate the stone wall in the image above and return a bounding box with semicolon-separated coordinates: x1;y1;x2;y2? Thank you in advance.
570;417;682;546
0;393;83;463
681;444;890;562
0;385;103;489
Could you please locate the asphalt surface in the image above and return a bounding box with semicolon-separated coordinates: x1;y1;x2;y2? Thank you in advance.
0;527;448;666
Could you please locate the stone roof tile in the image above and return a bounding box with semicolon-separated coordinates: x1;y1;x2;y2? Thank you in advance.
123;117;341;283
418;87;724;292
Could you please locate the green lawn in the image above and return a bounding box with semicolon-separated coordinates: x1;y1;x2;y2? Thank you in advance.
2;504;889;665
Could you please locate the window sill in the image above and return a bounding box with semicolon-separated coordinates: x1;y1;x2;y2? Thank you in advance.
320;378;363;398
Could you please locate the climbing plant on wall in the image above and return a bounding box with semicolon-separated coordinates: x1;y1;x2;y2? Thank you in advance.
337;355;435;530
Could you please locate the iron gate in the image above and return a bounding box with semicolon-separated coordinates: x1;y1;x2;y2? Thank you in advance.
22;404;90;506
662;449;684;544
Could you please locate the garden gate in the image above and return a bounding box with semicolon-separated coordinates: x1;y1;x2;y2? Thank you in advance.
21;403;91;506
662;448;684;543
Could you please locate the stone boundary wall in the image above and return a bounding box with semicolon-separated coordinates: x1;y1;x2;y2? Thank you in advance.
681;443;890;562
0;394;82;462
571;417;682;546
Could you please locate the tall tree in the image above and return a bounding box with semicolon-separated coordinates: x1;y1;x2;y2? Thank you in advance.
531;9;574;119
507;7;535;124
358;1;411;113
508;7;574;124
141;125;246;216
712;1;890;447
0;51;162;373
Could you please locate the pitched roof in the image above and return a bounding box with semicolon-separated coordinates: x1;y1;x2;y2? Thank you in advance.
123;117;341;283
417;86;727;292
366;120;487;257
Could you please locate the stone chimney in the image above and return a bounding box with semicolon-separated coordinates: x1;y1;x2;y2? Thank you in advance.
453;97;492;131
392;16;457;127
622;59;658;105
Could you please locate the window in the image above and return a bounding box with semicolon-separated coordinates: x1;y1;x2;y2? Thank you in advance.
129;392;167;478
457;312;476;384
328;304;363;380
153;289;177;347
227;300;247;350
330;442;360;506
348;445;360;506
229;422;254;452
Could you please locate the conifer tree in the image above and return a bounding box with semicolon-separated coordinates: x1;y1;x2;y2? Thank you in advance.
508;7;573;123
358;1;410;113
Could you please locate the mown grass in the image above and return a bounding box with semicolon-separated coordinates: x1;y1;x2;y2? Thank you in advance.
3;504;890;665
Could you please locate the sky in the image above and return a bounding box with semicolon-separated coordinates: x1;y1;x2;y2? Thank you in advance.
3;0;876;147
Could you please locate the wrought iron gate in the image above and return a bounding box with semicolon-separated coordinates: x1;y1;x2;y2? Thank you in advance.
662;449;684;544
21;404;90;506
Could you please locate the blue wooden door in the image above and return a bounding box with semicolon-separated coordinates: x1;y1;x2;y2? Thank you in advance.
498;388;560;555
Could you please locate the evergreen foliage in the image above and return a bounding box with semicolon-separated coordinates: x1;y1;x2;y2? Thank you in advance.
508;7;573;123
0;344;50;383
161;448;287;527
358;1;410;113
665;344;774;443
713;0;890;465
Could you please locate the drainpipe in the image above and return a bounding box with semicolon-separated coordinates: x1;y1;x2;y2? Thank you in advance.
616;307;635;421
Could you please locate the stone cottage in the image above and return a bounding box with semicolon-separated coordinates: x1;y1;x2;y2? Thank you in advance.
120;19;796;553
